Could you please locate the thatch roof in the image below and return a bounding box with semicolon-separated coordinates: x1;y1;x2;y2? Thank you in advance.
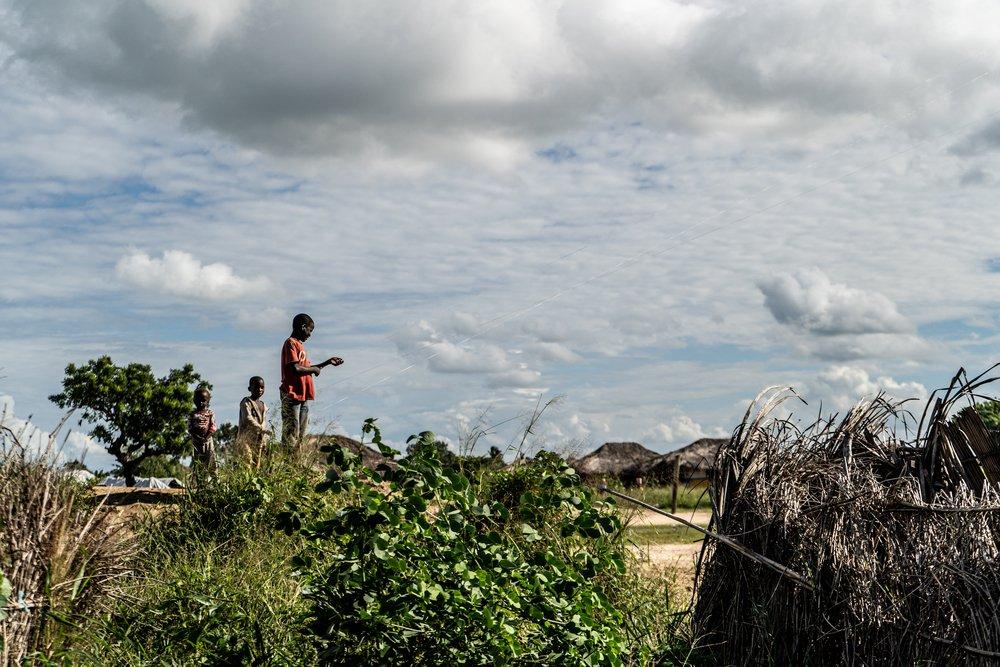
642;437;727;482
570;441;660;478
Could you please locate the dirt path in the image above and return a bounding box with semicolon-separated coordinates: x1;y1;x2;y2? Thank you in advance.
629;508;711;527
627;508;712;593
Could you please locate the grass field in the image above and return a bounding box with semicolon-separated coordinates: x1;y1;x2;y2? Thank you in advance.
626;523;707;546
603;483;712;511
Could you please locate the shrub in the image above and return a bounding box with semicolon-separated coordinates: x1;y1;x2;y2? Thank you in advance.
281;419;646;665
155;454;317;546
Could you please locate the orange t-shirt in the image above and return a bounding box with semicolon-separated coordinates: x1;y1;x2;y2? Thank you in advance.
280;336;315;401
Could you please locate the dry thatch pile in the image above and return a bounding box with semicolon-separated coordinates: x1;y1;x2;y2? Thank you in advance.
694;369;1000;665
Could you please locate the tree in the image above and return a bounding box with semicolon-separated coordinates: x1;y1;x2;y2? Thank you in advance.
976;399;1000;433
132;454;187;480
214;422;238;455
49;356;205;486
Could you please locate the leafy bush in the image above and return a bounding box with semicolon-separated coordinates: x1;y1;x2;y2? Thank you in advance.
281;419;647;665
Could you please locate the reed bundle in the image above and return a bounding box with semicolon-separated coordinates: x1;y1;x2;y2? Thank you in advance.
695;368;1000;665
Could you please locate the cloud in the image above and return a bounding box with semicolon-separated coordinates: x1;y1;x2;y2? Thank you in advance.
392;319;516;375
8;0;1000;164
810;365;926;410
116;249;271;300
758;268;913;336
523;342;583;364
235;306;287;331
959;166;992;186
950;119;1000;157
485;368;543;388
0;394;115;470
799;334;932;362
642;414;725;445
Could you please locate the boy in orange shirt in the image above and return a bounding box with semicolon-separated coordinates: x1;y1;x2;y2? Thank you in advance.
280;313;343;449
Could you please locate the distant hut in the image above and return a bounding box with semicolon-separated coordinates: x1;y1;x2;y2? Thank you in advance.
570;442;661;485
642;437;727;485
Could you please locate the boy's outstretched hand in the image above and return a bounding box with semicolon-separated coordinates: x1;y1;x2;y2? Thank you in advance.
323;357;344;367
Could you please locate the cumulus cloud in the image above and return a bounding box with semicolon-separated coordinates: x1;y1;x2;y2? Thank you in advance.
810;365;927;410
392;318;527;381
7;0;1000;163
758;268;913;336
799;333;932;362
116;249;270;300
643;414;725;445
0;395;115;469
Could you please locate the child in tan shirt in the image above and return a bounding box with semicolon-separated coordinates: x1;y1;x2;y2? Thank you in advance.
236;376;271;467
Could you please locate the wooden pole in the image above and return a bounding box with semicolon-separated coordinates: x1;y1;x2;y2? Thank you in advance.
599;485;815;591
671;456;680;514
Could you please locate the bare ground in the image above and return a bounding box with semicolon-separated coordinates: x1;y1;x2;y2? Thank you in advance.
627;508;712;594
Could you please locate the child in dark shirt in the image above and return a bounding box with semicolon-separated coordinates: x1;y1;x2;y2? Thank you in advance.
189;386;218;474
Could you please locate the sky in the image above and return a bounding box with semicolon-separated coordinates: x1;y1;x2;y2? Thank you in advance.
3;0;1000;470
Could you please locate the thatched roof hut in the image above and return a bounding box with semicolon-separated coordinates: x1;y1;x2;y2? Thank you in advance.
642;437;726;484
569;441;660;482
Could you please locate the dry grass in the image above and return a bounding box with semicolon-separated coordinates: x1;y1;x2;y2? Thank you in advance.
0;418;134;663
694;368;1000;665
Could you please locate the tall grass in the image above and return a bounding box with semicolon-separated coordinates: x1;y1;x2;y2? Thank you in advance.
0;419;132;663
69;456;323;665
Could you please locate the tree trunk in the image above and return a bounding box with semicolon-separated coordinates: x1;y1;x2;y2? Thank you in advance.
122;460;137;487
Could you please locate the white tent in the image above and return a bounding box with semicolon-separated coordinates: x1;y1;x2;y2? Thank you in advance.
61;469;95;484
98;476;184;489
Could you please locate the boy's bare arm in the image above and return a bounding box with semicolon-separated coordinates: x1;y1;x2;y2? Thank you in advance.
290;361;323;376
291;357;343;376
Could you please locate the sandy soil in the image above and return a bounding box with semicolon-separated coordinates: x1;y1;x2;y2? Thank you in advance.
627;508;713;593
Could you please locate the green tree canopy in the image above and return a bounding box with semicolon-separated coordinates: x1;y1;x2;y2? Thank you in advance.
49;356;205;486
976;398;1000;432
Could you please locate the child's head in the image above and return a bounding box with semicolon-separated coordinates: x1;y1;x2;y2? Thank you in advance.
194;387;212;410
248;376;265;399
292;313;314;340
